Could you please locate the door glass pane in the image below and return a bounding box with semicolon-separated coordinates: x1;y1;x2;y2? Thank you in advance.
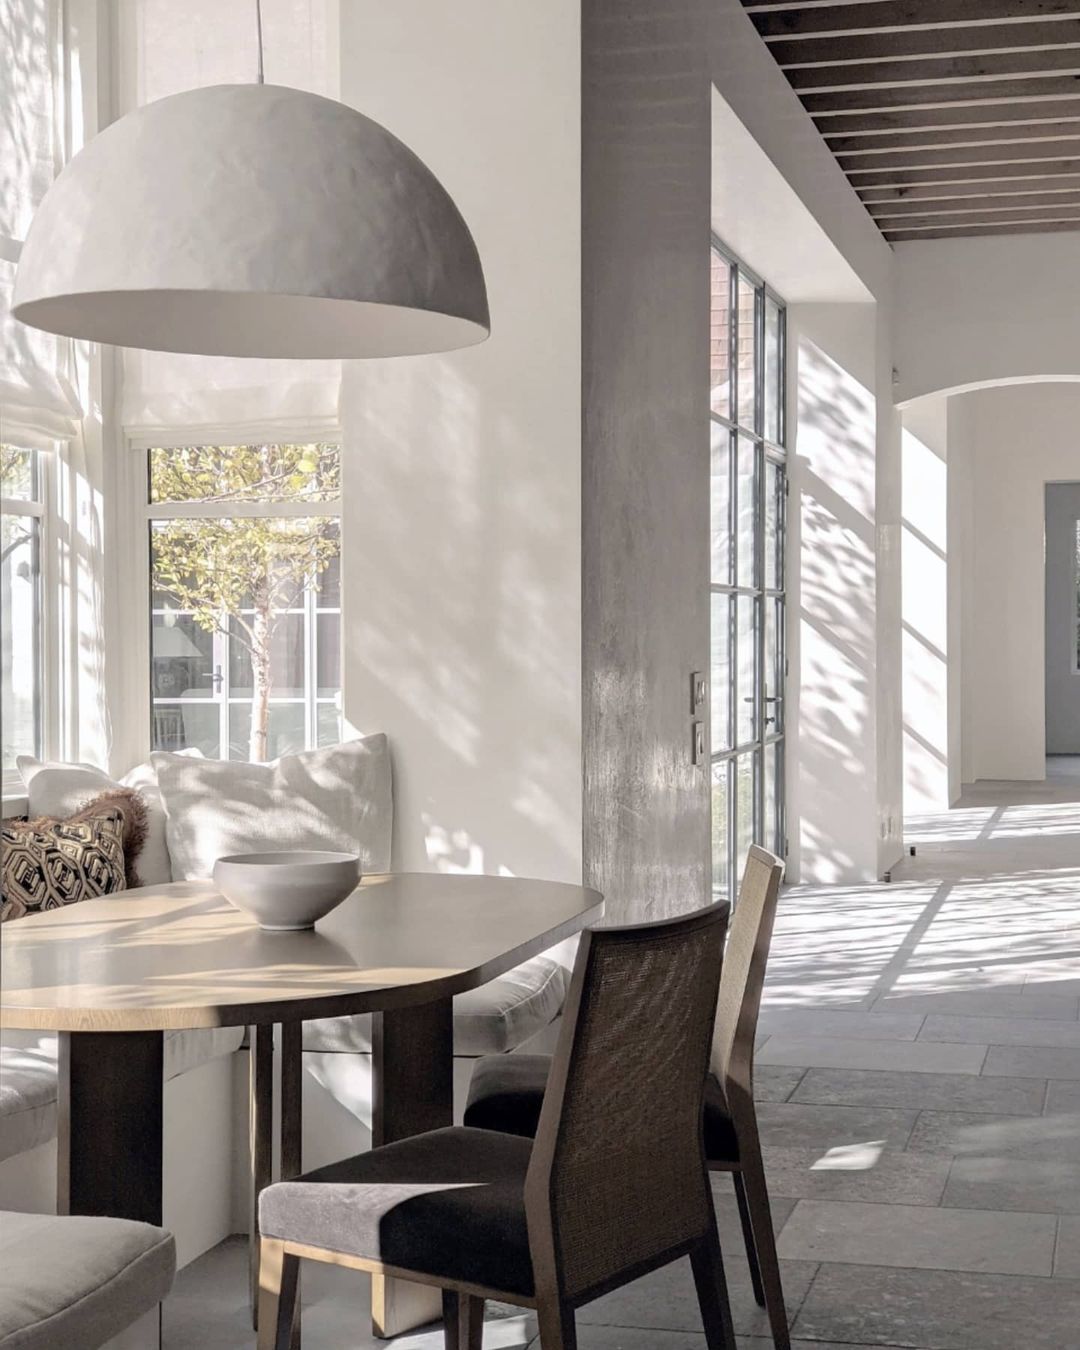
764;741;781;856
1;513;41;770
765;597;784;735
764;459;783;591
318;702;343;747
710;252;732;419
736;435;756;587
736;274;757;431
712;759;730;899
318;552;341;608
152;702;220;757
317;613;341;697
229;613;305;698
229;702;306;762
734;752;755;884
711;592;731;752
765;296;782;444
711;422;732;585
736;594;756;747
151;614;215;699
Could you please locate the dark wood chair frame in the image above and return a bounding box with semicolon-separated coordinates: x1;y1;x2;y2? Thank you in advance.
709;844;789;1350
256;903;738;1350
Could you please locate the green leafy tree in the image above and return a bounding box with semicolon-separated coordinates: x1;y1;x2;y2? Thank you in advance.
151;443;339;762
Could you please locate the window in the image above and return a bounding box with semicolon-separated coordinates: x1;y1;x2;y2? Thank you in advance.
710;245;787;901
1;445;46;780
146;443;342;763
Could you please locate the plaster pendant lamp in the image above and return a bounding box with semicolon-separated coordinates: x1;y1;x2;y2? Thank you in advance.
12;77;489;358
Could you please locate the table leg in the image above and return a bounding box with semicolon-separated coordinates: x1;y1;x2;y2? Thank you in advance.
250;1024;274;1329
58;1030;164;1224
370;998;453;1339
280;1021;303;1350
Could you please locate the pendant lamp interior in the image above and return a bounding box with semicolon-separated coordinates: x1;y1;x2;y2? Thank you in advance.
12;81;490;359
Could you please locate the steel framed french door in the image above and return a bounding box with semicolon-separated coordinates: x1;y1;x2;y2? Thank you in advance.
710;241;787;903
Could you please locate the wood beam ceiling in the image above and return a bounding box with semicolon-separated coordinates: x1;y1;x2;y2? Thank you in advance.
741;1;1080;238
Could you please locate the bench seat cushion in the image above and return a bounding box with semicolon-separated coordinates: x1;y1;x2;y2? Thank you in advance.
0;1043;58;1165
0;1211;175;1350
302;955;569;1057
0;1027;244;1165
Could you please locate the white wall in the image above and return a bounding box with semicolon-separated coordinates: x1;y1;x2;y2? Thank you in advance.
894;233;1080;405
787;304;884;882
953;383;1080;781
900;397;950;817
338;2;582;884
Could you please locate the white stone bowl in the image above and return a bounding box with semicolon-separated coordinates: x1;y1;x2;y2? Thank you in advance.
213;851;361;931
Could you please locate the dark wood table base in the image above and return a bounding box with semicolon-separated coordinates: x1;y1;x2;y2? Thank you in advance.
58;1030;164;1224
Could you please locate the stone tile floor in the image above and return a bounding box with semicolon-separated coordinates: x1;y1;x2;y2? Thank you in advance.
167;762;1080;1347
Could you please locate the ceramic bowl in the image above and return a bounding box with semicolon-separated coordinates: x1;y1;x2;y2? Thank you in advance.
213;850;361;931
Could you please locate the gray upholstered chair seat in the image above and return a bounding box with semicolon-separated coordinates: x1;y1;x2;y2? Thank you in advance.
0;1211;175;1350
260;1125;534;1297
302;955;569;1056
0;1027;244;1165
464;1055;739;1160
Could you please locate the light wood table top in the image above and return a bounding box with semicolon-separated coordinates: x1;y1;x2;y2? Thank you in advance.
0;872;603;1032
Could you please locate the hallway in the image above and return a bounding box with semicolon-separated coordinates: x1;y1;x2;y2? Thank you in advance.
744;760;1080;1346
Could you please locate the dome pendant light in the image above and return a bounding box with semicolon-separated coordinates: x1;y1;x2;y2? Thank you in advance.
13;2;489;359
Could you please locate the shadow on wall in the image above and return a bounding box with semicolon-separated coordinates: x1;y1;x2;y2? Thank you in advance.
791;336;876;885
901;425;949;817
339;352;582;887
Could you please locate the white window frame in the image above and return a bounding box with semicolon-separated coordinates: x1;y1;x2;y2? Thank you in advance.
126;431;343;765
1;447;60;797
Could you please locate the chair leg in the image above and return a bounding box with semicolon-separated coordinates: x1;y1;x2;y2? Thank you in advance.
442;1289;484;1349
535;1294;577;1350
690;1227;738;1350
738;1135;791;1350
733;1169;765;1306
257;1238;300;1350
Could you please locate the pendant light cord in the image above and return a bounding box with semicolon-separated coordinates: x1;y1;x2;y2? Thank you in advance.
255;0;265;84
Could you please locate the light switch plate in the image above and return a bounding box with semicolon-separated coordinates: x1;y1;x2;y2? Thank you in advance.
690;671;707;714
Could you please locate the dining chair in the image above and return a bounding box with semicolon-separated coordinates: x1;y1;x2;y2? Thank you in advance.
256;900;735;1350
464;845;789;1350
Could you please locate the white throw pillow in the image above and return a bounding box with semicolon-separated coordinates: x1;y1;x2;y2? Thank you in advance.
152;735;392;881
16;755;176;886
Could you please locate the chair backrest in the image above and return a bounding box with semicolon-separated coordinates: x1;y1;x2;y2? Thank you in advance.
710;844;784;1114
524;901;729;1303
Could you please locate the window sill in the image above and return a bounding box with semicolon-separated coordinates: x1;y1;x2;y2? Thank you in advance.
1;794;29;819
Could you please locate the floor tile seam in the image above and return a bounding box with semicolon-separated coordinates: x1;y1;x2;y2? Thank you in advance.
795;1256;1079;1284
782;1195;1064;1228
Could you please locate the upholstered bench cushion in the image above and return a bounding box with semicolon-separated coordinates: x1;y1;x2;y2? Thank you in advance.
464;1057;740;1161
0;1044;58;1165
303;955;569;1057
0;1211;175;1350
260;1126;534;1297
0;1027;244;1165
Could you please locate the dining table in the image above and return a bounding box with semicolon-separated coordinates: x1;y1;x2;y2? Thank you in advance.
0;870;604;1338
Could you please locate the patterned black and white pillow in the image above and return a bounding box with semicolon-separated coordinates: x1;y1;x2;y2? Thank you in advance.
0;790;147;922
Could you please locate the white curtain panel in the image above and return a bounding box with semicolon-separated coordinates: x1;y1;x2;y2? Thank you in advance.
0;0;84;449
113;0;342;440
